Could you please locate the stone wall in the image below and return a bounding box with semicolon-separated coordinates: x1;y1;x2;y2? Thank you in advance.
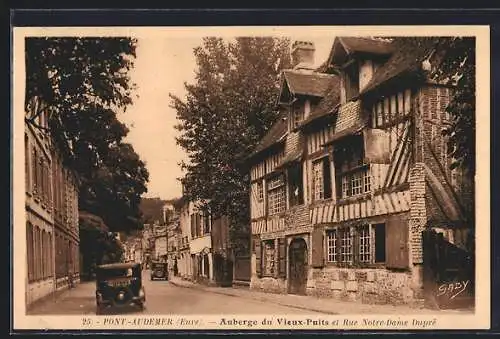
250;276;287;294
307;267;415;305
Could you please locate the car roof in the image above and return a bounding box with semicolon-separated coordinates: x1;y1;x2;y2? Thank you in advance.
97;262;140;270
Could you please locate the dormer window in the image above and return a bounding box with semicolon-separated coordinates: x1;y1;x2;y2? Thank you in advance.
344;62;360;102
292;104;304;129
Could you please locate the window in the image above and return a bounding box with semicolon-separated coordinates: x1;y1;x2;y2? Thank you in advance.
288;163;304;207
339;227;353;264
262;240;276;276
344;63;360;102
312;157;332;201
25;134;30;192
32;149;38;194
267;175;285;215
292;105;305;129
202;212;211;234
340;169;371;198
190;215;195;238
326;230;338;263
334;135;369;198
27;223;34;282
359;225;370;263
257;181;264;202
326;223;387;266
196;213;202;237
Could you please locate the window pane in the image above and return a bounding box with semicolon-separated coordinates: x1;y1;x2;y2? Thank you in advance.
359;225;371;263
268;186;285;215
327;230;337;262
340;227;353;263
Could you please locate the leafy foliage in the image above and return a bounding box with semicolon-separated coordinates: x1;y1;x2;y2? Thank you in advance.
79;214;124;279
431;37;476;175
25;37;149;232
170;37;291;251
139;197;169;224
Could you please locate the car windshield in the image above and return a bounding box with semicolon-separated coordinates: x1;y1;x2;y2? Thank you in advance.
152;263;164;269
98;268;134;280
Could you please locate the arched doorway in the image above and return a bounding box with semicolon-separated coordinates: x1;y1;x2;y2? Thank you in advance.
288;238;308;295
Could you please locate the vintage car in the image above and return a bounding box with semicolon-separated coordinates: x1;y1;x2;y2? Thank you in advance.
150;261;168;281
95;262;146;314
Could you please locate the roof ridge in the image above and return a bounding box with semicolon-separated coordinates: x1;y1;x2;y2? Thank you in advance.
283;69;336;77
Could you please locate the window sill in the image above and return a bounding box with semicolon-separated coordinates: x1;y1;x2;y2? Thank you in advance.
268;212;286;218
325;262;387;269
337;193;371;205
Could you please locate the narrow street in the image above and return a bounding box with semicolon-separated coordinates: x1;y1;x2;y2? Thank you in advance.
27;270;321;316
27;270;472;317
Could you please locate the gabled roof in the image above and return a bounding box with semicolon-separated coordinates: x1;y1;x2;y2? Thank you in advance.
360;37;437;95
329;37;394;68
248;112;287;160
300;80;340;128
281;70;336;99
338;37;394;56
250;69;337;161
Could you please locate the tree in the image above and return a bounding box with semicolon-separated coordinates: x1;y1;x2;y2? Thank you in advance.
25;37;149;232
431;37;475;176
139;197;168;224
170;37;291;251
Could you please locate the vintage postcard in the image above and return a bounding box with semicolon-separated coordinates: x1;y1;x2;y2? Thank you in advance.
12;25;490;331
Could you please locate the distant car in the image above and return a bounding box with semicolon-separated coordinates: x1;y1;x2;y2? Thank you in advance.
95;262;145;314
150;261;168;281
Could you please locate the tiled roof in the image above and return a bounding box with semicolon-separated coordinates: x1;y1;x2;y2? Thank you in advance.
276;148;303;170
300;79;340;127
248;112;287;159
283;70;336;98
360;37;437;95
338;37;394;56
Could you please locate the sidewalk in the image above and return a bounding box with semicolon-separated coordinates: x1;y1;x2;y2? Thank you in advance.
169;276;474;315
27;281;97;315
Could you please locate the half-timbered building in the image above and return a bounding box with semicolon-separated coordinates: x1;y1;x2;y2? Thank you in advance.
248;38;474;307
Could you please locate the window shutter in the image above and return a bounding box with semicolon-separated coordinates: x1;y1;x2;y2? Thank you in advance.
254;236;262;277
323;159;332;199
311;227;325;268
277;238;286;278
386;214;409;269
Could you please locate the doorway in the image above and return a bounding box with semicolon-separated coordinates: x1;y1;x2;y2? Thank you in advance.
288;238;308;295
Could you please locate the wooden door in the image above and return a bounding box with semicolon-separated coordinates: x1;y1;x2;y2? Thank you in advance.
288;238;308;295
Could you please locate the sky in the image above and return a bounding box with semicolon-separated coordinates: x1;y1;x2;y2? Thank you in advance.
119;34;335;200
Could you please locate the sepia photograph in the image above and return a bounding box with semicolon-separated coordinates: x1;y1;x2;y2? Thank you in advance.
12;25;490;331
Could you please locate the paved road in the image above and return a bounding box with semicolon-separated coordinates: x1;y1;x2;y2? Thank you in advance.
28;270;321;316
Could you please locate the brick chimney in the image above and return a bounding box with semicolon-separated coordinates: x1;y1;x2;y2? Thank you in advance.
291;41;315;70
